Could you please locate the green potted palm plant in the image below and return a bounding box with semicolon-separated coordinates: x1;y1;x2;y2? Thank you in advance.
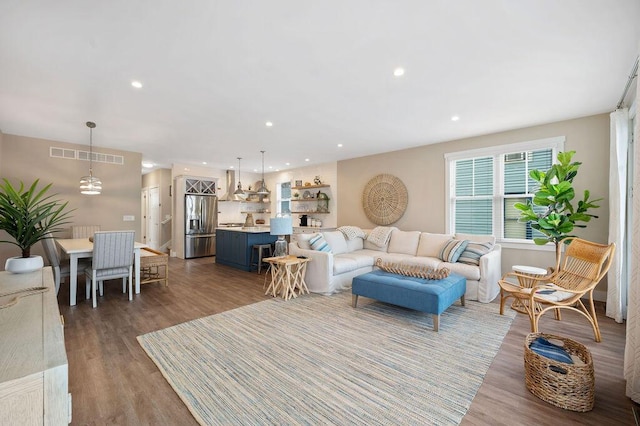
514;150;600;272
0;179;73;273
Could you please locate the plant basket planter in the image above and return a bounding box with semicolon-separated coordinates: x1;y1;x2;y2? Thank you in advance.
524;332;594;412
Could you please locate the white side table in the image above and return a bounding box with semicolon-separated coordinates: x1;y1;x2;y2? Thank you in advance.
511;265;548;314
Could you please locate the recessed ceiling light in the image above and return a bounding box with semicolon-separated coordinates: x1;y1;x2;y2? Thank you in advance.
305;158;310;162
202;161;207;165
131;81;143;89
285;162;290;166
268;166;273;169
451;115;460;121
253;168;258;172
142;162;153;168
337;144;343;148
393;68;405;77
230;165;235;169
184;167;190;171
275;169;280;172
265;121;273;127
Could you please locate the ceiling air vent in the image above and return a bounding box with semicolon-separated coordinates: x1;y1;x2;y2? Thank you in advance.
50;147;76;159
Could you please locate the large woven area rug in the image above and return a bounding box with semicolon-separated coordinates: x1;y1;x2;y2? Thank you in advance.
138;292;515;425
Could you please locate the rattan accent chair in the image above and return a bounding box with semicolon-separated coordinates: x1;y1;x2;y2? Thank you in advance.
498;237;615;342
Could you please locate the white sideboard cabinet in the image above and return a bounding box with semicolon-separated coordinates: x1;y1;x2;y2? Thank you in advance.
0;267;70;425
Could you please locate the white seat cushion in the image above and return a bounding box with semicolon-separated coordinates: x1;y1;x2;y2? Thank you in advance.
442;262;481;281
333;256;359;274
339;252;375;269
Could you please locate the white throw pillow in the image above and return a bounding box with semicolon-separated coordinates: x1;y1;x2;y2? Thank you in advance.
322;231;348;255
417;233;453;258
387;230;421;255
295;233;315;250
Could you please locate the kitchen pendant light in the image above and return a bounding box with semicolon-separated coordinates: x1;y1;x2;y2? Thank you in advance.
233;157;245;195
79;121;102;195
256;150;270;194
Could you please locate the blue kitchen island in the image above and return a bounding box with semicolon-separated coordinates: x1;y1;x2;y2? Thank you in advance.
215;227;277;272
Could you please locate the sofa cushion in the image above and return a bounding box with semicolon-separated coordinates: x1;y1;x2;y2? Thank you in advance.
399;256;443;270
310;233;331;252
345;236;364;253
296;233;315;250
322;231;348;255
458;241;494;266
387;230;421;256
417;233;454;258
333;256;359;274
338;252;375;269
439;239;469;263
363;239;388;252
443;261;481;281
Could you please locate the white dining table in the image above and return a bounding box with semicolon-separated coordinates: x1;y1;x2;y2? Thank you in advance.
56;238;148;306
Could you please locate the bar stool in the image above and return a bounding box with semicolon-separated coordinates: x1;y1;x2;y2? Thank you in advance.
251;243;273;274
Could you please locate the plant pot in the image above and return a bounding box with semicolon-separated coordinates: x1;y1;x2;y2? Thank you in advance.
5;255;44;274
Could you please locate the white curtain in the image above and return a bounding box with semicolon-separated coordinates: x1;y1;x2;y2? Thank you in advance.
625;67;640;404
607;108;629;323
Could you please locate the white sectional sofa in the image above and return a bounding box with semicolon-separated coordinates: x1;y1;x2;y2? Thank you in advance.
289;228;502;303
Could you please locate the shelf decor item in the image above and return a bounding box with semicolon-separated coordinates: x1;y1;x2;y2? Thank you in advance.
270;216;293;257
362;174;408;225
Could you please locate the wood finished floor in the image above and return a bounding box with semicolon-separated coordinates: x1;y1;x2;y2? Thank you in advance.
57;256;633;425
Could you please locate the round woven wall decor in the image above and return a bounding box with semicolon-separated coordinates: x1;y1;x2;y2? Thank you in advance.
362;174;408;225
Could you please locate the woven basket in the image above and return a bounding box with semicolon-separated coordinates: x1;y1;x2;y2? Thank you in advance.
524;333;594;412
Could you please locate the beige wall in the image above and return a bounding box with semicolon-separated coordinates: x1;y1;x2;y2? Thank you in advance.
0;133;142;268
337;113;611;295
142;168;172;248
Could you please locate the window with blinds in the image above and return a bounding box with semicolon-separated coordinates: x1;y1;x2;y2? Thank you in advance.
446;137;563;242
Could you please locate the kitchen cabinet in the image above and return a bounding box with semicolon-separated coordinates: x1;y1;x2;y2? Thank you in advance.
216;228;277;271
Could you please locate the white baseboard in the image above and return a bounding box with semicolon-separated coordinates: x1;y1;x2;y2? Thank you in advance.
160;240;171;253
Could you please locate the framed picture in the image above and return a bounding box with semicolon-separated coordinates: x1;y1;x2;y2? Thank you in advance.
295;180;302;187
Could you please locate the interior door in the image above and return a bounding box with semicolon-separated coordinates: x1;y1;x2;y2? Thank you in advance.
141;189;148;243
148;186;160;250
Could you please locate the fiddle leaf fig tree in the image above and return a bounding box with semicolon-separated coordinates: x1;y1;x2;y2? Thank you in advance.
0;179;73;258
514;150;600;271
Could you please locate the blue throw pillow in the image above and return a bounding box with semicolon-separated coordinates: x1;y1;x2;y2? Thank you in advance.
309;233;331;253
529;337;574;364
438;239;469;263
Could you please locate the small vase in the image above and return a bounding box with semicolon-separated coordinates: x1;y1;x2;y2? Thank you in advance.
5;255;44;274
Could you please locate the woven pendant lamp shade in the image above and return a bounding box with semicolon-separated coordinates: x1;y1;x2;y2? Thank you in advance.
362;174;408;225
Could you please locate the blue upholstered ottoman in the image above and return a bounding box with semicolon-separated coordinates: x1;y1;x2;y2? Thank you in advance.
351;270;466;331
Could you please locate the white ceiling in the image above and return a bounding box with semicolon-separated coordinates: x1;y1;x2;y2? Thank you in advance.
1;1;638;173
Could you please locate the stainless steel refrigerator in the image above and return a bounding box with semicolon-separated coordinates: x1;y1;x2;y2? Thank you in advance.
184;194;218;258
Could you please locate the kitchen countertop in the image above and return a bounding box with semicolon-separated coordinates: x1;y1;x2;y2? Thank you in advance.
216;226;271;233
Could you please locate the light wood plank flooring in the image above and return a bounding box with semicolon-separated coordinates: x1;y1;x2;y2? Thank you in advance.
57;256;633;425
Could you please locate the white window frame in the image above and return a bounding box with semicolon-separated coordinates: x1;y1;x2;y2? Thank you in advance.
444;136;565;250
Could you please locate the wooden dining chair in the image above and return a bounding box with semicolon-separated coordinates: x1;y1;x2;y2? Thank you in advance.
72;225;101;239
498;237;615;342
85;231;135;308
41;232;90;295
